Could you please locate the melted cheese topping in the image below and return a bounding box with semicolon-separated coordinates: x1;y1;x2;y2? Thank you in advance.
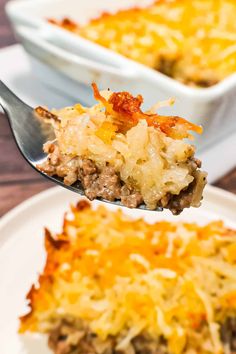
51;0;236;87
20;201;236;354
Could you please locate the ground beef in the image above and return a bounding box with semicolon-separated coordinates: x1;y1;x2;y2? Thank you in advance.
165;168;207;215
38;142;143;208
48;317;236;354
81;159;97;175
132;334;168;354
156;56;178;78
121;185;144;208
48;320;167;354
82;164;122;201
154;158;207;215
78;160;143;207
155;56;218;88
221;317;236;353
183;77;219;88
38;142;206;214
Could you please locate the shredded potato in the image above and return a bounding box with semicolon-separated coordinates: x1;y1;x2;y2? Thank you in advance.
49;0;236;87
20;201;236;354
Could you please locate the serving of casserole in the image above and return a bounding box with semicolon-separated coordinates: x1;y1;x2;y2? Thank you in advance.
36;83;206;214
20;200;236;354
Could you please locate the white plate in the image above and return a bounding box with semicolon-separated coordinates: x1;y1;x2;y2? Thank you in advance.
0;185;236;354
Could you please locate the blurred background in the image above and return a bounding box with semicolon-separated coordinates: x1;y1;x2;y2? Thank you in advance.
0;0;53;216
0;0;236;217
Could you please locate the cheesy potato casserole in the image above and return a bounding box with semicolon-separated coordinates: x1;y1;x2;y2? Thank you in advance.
20;201;236;354
50;0;236;87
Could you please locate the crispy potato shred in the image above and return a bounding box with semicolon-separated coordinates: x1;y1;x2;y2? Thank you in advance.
48;17;78;31
20;201;236;354
34;83;202;140
34;106;60;122
92;83;202;139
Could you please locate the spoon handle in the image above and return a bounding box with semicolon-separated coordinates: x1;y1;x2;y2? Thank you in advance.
0;80;32;121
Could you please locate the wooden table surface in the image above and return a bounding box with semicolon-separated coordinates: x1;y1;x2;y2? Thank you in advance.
0;0;236;217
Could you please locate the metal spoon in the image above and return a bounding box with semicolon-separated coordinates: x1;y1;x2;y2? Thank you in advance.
0;81;163;211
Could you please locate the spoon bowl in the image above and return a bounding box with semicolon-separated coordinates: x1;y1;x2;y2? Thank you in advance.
0;81;163;211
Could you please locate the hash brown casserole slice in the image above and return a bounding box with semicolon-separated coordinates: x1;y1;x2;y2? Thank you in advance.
20;201;236;354
36;84;207;214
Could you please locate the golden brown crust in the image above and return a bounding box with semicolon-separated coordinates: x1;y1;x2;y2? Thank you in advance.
75;200;91;211
48;17;78;31
92;83;202;138
20;227;69;332
109;91;143;117
19;202;236;354
45;227;68;251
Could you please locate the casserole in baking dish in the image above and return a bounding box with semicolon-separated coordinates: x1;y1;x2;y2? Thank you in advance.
50;0;236;88
6;0;236;148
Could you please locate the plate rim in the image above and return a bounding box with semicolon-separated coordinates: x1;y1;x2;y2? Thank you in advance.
0;184;236;353
1;184;236;233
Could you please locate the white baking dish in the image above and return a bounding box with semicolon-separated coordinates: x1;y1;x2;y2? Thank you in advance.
6;0;236;148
